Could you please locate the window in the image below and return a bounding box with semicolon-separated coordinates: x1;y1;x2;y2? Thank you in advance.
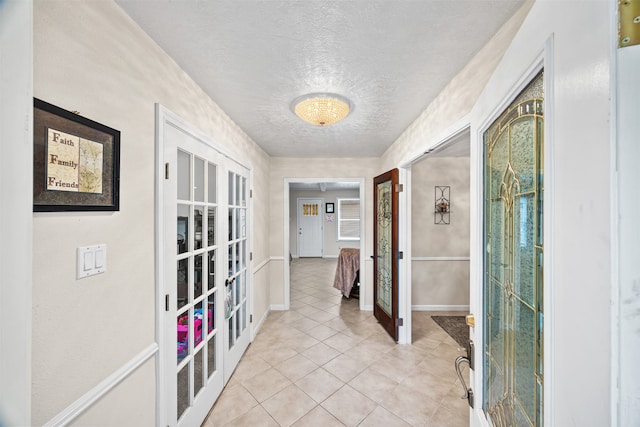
337;198;360;240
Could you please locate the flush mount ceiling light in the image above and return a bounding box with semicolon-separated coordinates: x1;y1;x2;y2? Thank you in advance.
291;93;351;126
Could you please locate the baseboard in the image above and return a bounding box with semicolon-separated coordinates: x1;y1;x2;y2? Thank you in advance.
412;305;470;311
270;304;287;311
362;305;373;311
322;255;339;259
44;343;158;426
252;307;270;338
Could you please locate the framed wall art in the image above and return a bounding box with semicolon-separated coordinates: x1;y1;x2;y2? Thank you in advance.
33;98;120;212
326;202;334;213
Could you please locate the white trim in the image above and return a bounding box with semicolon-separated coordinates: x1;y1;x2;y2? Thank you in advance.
362;304;374;311
398;167;411;344
400;115;471;168
270;304;287;311
0;2;32;425
253;306;270;337
542;35;555;427
412;305;470;312
284;178;366;312
322;255;339;259
270;256;285;261
412;256;470;262
253;257;270;274
44;343;158;427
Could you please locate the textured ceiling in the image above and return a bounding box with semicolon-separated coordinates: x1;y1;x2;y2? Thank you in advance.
116;0;524;158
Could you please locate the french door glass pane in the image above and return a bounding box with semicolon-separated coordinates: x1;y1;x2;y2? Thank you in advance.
177;259;188;310
177;150;190;201
208;162;217;203
194;349;204;397
194;254;203;299
194;207;204;250
177;363;189;419
207;337;216;378
178;205;190;254
207;250;216;291
194;157;205;202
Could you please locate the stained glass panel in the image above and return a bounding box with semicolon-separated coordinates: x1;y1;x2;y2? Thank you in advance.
484;71;543;427
376;180;392;316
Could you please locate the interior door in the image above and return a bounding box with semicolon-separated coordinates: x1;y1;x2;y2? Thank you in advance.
297;198;323;257
163;122;224;427
482;72;544;426
160;110;252;427
373;169;399;341
223;164;251;382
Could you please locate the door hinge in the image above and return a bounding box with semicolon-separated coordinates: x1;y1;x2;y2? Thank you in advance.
250;314;253;323
165;294;169;311
250;189;253;198
250;252;253;261
397;251;403;260
395;318;404;327
165;163;169;179
395;183;403;192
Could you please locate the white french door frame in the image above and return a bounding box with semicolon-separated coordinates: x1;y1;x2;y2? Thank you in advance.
469;38;554;427
283;178;366;311
155;104;254;427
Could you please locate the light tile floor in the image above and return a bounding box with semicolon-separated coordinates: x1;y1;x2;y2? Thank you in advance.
203;258;469;427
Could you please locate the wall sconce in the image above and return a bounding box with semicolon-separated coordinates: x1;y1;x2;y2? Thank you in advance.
435;186;450;225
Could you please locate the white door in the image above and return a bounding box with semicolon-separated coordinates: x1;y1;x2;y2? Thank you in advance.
158;108;251;427
297;198;323;257
223;163;251;382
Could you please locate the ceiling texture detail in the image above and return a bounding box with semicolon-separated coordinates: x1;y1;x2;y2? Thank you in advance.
116;0;525;158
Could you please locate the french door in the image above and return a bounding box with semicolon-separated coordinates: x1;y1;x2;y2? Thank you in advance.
158;108;251;427
373;169;399;341
482;72;544;426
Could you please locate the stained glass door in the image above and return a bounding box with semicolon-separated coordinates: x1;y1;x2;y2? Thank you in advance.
373;169;399;341
483;72;544;427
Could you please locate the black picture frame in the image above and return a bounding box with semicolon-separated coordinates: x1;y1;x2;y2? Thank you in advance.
326;202;334;213
33;98;120;212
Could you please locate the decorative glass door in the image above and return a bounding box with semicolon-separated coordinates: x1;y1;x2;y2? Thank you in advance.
223;165;250;382
373;169;399;341
483;72;544;427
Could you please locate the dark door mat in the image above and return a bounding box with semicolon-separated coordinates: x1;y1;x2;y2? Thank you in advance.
431;315;469;348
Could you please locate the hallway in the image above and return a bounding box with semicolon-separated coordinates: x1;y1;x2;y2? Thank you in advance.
203;258;469;426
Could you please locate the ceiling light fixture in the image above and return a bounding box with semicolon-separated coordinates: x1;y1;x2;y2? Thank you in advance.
291;93;351;126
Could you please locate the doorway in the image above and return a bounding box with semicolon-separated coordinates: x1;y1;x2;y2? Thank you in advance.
157;106;252;427
283;179;365;311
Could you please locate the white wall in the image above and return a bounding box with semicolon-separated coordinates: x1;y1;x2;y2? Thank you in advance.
289;189;360;258
0;1;32;425
468;1;612;425
32;1;270;424
411;156;470;309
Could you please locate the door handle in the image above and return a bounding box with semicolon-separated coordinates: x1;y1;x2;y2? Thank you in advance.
455;356;474;408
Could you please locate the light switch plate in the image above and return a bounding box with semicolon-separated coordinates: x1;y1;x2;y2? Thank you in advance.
77;244;107;279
